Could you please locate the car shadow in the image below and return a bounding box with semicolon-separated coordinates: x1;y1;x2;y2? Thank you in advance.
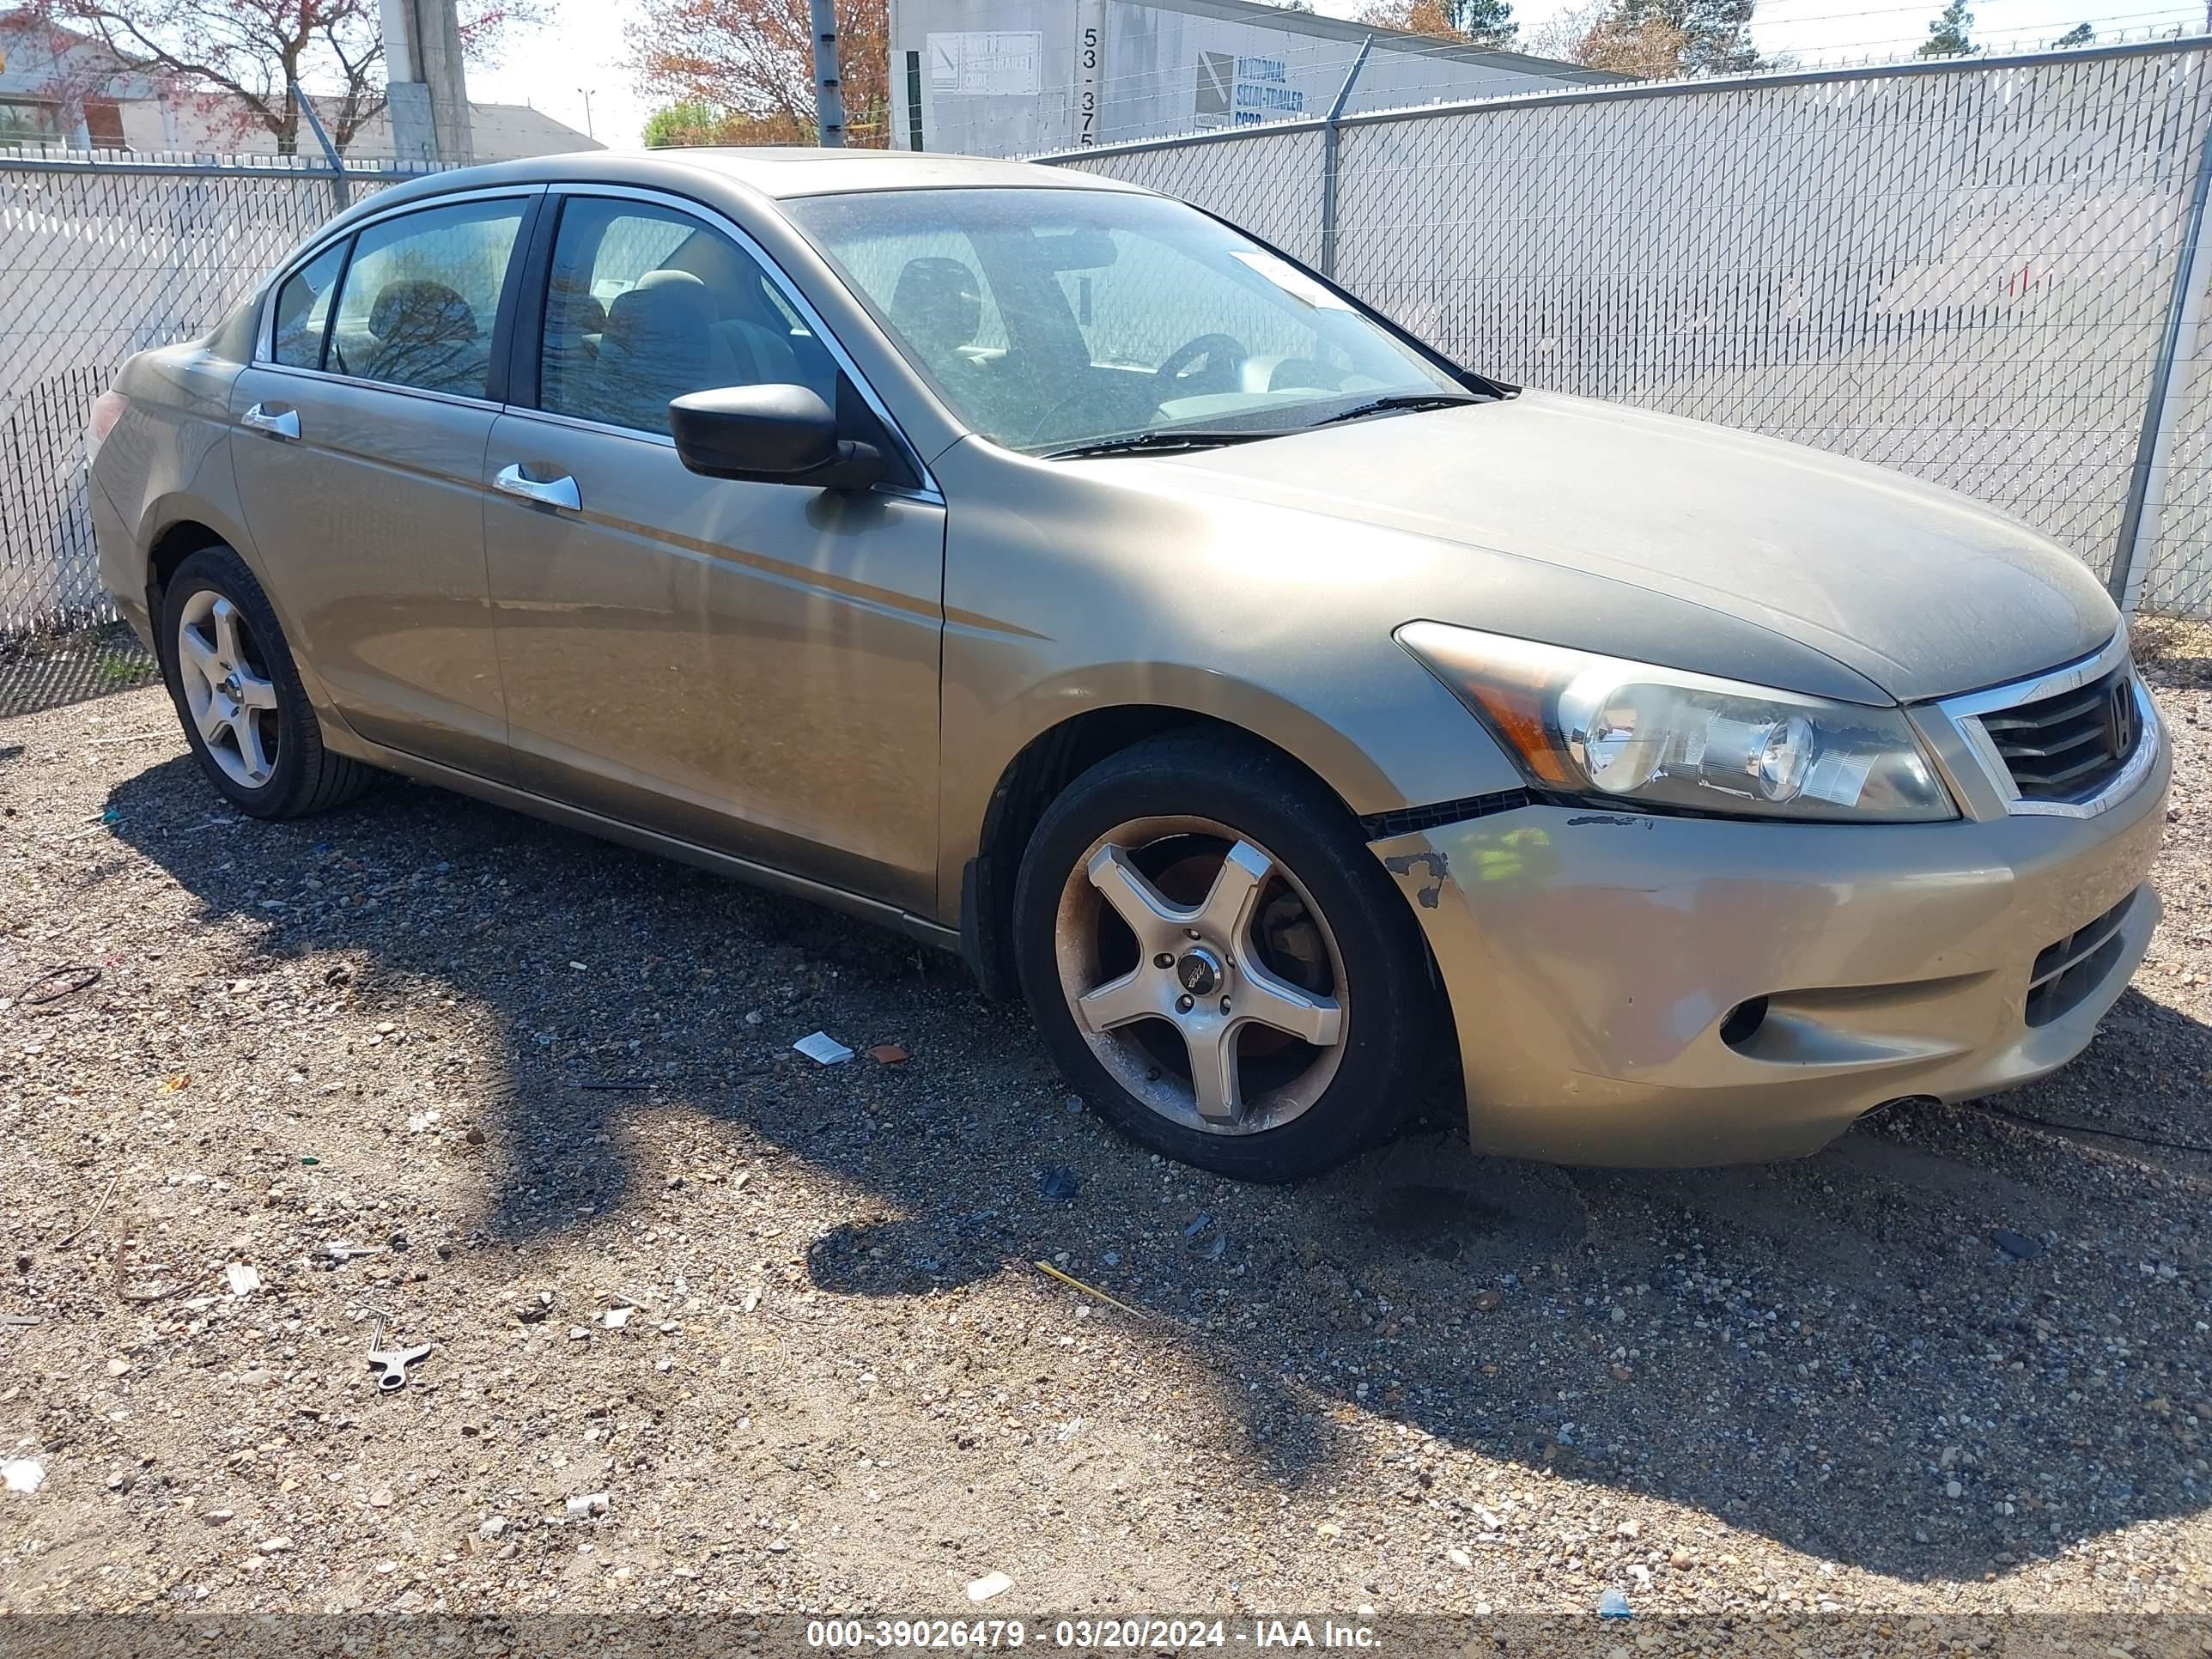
105;755;2212;1584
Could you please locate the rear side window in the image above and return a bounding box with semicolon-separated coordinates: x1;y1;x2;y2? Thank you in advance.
328;198;527;399
271;240;348;369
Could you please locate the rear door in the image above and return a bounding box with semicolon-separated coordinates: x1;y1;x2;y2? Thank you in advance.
481;189;946;913
228;189;540;776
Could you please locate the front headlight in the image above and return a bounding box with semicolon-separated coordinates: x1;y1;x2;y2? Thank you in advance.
1398;622;1957;823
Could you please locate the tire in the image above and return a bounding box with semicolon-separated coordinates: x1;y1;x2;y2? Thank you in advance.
1012;732;1437;1182
157;544;375;819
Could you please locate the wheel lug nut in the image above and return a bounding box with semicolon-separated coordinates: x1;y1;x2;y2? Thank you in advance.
1153;953;1174;969
1184;928;1201;940
1175;994;1195;1014
1219;997;1232;1015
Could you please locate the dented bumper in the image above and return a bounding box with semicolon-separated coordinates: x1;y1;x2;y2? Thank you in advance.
1370;748;2169;1167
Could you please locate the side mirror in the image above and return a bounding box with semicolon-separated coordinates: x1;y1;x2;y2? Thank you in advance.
668;385;884;490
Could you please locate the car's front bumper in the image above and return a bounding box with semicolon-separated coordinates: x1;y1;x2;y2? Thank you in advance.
1369;731;2170;1168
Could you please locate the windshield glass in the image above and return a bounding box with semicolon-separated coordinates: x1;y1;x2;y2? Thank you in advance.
785;187;1468;455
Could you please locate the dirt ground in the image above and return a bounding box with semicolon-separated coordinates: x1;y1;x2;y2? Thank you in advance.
3;649;2212;1626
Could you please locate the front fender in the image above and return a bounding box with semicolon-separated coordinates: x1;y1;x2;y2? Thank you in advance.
937;648;1522;921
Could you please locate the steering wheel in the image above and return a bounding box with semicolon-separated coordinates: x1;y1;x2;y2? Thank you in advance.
1023;374;1161;448
1152;332;1249;399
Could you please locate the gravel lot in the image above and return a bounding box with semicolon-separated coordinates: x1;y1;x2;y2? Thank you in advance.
3;649;2212;1627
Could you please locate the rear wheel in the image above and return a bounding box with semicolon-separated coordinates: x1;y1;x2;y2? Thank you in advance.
1013;733;1437;1182
158;544;374;818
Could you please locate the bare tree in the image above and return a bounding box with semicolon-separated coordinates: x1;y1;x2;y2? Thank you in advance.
29;0;529;155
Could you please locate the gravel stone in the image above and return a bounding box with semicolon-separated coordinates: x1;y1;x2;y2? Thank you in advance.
6;665;2212;1618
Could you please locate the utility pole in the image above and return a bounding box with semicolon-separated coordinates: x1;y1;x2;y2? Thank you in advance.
809;0;847;148
577;87;596;140
380;0;474;165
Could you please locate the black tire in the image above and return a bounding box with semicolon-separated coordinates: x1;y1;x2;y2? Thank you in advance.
1012;732;1437;1182
157;544;376;819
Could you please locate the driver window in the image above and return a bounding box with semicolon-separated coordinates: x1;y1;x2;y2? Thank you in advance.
540;198;838;436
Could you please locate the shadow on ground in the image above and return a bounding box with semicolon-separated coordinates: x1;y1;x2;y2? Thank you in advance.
105;754;2212;1584
0;621;157;718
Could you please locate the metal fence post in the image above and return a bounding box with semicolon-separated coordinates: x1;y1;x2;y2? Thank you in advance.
1316;37;1374;280
811;0;848;149
292;81;352;215
2112;60;2212;612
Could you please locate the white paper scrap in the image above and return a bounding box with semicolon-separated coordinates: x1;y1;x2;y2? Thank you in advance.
793;1031;854;1066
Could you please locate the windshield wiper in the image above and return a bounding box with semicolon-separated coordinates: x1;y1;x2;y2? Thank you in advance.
1308;392;1480;428
1042;429;1276;460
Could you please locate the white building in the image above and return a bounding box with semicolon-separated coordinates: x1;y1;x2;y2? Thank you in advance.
890;0;1620;158
0;10;597;161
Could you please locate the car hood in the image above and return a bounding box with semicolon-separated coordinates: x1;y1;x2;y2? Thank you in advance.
1137;390;2118;703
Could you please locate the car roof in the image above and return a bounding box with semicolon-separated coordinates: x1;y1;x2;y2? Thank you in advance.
345;147;1151;223
647;147;1150;198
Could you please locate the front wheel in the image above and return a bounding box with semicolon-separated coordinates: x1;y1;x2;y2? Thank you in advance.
1012;733;1439;1182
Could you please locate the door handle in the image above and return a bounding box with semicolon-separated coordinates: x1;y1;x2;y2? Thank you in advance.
495;464;581;512
240;403;300;441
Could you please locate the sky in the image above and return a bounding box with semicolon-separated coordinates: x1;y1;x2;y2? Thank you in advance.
465;0;2210;152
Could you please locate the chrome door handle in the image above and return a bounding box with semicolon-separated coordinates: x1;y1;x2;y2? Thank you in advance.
494;464;581;512
241;403;299;441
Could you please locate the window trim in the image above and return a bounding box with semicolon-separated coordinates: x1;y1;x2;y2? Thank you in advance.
504;183;939;503
255;185;549;411
268;236;355;374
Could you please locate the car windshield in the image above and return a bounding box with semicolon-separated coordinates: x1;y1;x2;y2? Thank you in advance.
784;186;1471;456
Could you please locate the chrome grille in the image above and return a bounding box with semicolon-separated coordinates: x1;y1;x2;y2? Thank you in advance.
1978;665;2141;805
2024;892;2136;1030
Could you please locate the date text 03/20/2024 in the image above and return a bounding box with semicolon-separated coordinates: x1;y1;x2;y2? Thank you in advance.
805;1619;1382;1650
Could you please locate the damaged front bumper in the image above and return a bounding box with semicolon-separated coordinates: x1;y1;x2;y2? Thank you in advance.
1369;738;2170;1167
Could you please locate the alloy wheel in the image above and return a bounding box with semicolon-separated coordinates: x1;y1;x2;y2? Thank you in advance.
1052;816;1347;1135
175;589;281;789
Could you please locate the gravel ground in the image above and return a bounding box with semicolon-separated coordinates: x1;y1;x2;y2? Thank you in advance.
3;659;2212;1628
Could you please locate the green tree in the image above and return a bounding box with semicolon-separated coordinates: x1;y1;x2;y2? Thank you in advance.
1449;0;1520;49
1916;0;1973;57
643;100;728;147
1572;0;1759;77
2053;20;2093;45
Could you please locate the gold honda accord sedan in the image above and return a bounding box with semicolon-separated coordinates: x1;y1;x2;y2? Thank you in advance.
90;149;2167;1180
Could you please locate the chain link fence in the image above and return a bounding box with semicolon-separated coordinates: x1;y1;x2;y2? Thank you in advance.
0;151;440;711
12;58;2212;709
1044;40;2212;618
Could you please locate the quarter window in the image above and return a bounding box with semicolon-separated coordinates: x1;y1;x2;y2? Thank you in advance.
270;241;349;370
538;197;841;436
328;198;527;398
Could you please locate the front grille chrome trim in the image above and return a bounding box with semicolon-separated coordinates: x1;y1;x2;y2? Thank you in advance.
1930;633;2161;821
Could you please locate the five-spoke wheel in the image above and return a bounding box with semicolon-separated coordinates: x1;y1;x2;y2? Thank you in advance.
157;543;375;818
175;589;281;789
1016;732;1438;1181
1056;820;1346;1133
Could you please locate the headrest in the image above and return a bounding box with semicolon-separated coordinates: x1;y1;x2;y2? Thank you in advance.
890;257;982;353
606;274;712;355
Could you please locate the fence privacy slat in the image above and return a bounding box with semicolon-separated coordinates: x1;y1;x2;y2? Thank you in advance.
0;159;440;638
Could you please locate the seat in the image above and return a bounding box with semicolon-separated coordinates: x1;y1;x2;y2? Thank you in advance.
890;257;985;379
889;256;1034;432
633;269;801;392
589;272;716;433
659;236;817;394
542;283;607;410
361;278;483;396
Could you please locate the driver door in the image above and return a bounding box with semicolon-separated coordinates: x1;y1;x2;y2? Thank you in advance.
483;191;945;913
